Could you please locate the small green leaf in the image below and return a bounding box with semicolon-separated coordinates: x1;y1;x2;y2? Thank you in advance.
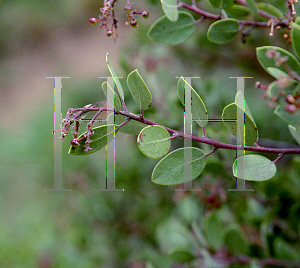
177;77;208;127
267;81;280;98
156;218;194;253
177;196;201;224
68;124;117;155
291;17;300;60
168;247;195;263
152;147;206;185
274;105;300;126
107;113;145;135
266;68;297;84
137;125;171;159
101;81;122;111
147;11;195;45
106;53;125;101
288;124;300;145
232;155;276;181
209;0;234;9
267;82;298;103
266;67;292;80
160;0;178;22
235;91;255;124
207;19;239;44
245;0;259;19
224;5;249;19
222;103;258;145
203;212;224;250
256;3;283;20
274;238;298;261
127;69;152;111
224;224;249;255
256;46;300;76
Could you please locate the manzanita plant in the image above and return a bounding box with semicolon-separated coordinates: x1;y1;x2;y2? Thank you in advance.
55;0;300;266
61;0;300;186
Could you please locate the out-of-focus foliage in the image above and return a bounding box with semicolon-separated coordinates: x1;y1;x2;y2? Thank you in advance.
1;0;300;267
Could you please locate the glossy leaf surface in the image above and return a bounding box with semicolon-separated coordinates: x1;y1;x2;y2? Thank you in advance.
207;19;239;44
233;155;276;181
177;77;208;127
160;0;178;22
127;69;152;111
147;11;195;45
152;147;206;185
137;125;171;159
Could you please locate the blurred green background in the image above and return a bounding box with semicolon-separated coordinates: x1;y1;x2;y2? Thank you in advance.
0;0;300;267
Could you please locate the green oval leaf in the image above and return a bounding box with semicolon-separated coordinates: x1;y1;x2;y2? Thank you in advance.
224;5;249;19
267;83;298;107
256;3;283;20
137;125;171;159
68;124;117;155
177;77;208;127
152;147;206;185
168;247;195;263
291;17;300;60
101;81;122;111
245;0;259;19
156;218;193;253
266;67;292;80
222;103;258;145
288;124;300;145
207;19;239;44
160;0;178;22
274;105;300;126
256;46;300;77
267;81;280;98
106;53;125;102
203;212;224;250
209;0;234;9
107;113;145;135
147;11;195;45
127;69;152;111
177;196;200;224
235;91;255;124
232;155;276;181
224;224;249;255
274;238;298;261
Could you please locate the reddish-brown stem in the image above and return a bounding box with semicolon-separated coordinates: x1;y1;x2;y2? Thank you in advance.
236;0;279;20
204;146;218;157
177;0;289;27
68;107;300;155
272;153;284;163
115;117;130;131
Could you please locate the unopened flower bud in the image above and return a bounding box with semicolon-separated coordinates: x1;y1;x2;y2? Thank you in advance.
89;18;97;26
285;94;295;104
130;19;138;27
106;30;113;36
285;104;297;113
142;11;149;19
71;139;80;147
124;5;132;13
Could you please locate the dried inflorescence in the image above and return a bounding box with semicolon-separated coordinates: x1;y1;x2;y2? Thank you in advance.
61;104;96;152
89;0;149;40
